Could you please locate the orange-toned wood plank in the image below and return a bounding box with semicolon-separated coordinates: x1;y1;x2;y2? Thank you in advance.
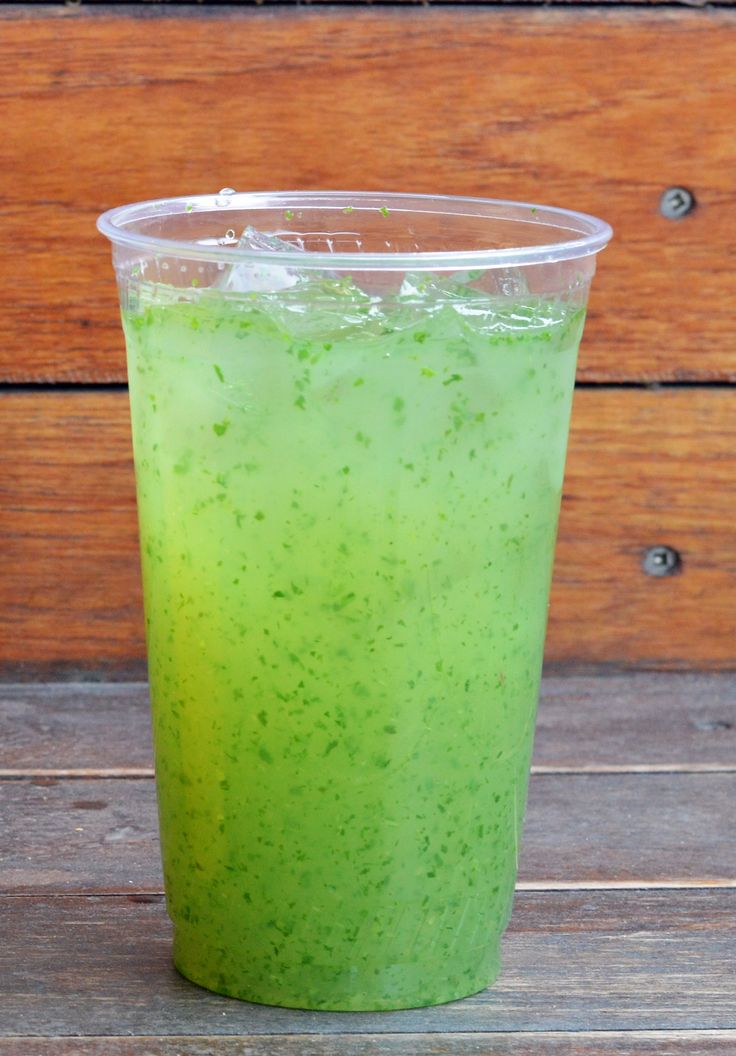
2;388;735;671
0;7;734;381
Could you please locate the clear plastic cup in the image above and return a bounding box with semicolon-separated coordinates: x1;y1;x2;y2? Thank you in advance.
98;191;611;1011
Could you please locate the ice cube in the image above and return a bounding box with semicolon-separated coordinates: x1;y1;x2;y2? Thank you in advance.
218;226;305;293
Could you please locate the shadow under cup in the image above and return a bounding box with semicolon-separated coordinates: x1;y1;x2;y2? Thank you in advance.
98;191;611;1011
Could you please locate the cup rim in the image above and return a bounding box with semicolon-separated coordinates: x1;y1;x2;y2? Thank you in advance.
97;190;613;271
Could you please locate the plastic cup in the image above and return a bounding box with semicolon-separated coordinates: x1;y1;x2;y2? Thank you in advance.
98;191;611;1011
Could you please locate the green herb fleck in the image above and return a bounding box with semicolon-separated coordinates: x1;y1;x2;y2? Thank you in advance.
393;397;405;413
379;206;390;218
213;364;225;383
212;419;230;437
284;209;294;221
442;373;463;386
185;203;194;213
342;206;354;214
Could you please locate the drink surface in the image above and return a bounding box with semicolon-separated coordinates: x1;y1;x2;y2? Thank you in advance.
123;273;583;1009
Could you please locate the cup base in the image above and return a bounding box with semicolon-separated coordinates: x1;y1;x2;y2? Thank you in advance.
172;923;501;1011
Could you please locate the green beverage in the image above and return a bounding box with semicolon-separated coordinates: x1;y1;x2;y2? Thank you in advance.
100;192;611;1011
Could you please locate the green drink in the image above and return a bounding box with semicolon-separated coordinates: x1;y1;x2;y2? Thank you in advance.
100;193;611;1010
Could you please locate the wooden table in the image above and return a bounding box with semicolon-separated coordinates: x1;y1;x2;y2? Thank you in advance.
2;673;734;1053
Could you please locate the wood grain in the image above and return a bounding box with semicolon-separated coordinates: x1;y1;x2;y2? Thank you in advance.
2;675;734;772
3;388;736;672
1;7;735;382
0;682;153;771
1;891;734;1034
2;771;733;892
2;1033;736;1056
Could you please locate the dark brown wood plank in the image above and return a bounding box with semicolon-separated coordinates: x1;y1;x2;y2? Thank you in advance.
1;7;735;382
2;1032;736;1056
3;675;735;773
1;890;734;1034
4;388;736;673
2;772;733;893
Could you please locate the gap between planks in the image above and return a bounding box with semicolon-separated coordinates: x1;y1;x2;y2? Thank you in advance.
3;763;736;779
3;882;736;896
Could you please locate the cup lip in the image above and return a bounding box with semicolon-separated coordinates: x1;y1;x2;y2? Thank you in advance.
97;190;613;271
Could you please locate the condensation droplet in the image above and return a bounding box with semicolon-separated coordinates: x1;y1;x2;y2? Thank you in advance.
226;229;235;240
161;262;169;270
198;266;204;273
180;265;187;273
216;187;236;207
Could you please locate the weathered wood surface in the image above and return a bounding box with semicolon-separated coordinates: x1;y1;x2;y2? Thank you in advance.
0;682;152;772
2;675;734;772
3;388;736;672
534;673;736;771
2;1033;736;1056
2;770;734;893
1;891;734;1035
1;7;735;382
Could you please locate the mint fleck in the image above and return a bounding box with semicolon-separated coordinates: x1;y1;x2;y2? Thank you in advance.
185;203;194;213
342;206;354;214
213;364;225;383
284;209;294;220
379;206;390;218
212;419;230;436
443;373;463;386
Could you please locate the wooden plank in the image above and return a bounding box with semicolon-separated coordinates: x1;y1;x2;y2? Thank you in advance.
549;388;736;668
1;772;733;893
3;388;736;671
2;1032;736;1056
1;7;735;382
0;891;734;1034
533;673;736;771
0;391;144;677
0;683;152;772
2;675;735;772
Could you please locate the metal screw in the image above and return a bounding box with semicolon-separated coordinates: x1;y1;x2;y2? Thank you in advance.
642;545;681;577
659;187;696;220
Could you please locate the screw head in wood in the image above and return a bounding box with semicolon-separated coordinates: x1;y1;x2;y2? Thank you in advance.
659;187;696;220
642;545;681;577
